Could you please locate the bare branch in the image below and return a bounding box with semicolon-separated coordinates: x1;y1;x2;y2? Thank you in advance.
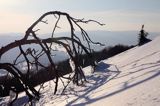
0;11;104;103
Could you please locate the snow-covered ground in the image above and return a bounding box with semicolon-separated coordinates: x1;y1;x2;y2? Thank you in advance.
1;36;160;106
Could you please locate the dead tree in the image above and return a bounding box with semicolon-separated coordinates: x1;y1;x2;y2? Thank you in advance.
0;11;104;104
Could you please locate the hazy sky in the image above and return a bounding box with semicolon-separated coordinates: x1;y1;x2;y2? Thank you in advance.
0;0;160;33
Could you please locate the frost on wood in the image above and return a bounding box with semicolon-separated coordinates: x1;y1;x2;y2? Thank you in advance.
0;11;104;104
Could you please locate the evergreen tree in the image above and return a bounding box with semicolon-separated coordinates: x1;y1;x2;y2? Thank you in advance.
138;25;151;46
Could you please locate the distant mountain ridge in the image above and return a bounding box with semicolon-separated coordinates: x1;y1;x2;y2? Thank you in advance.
0;30;159;47
0;31;159;65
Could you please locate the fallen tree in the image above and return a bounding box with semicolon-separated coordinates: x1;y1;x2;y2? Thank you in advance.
0;11;104;105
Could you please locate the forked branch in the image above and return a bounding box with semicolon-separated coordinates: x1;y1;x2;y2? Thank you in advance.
0;11;104;104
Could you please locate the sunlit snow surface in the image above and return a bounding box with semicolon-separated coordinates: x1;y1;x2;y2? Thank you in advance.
1;36;160;106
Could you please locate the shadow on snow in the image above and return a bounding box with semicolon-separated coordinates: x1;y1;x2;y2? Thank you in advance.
66;61;160;106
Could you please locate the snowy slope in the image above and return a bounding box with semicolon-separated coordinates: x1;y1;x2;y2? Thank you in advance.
41;36;160;106
1;36;160;106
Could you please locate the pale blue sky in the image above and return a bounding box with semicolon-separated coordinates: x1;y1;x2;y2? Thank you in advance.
0;0;160;33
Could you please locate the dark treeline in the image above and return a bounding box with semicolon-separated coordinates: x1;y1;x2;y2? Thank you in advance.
0;44;134;97
80;44;135;67
96;44;134;61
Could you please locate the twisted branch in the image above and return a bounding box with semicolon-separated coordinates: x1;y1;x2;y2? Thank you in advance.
0;11;104;104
